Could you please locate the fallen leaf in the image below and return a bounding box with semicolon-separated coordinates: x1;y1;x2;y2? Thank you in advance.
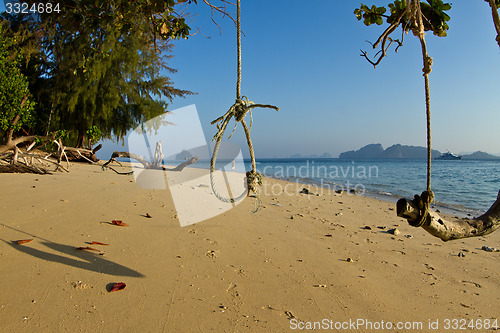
90;241;109;245
76;246;100;252
16;239;33;245
109;282;126;292
112;220;128;226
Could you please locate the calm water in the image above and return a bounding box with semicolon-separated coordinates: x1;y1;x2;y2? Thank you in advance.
256;158;500;216
193;158;500;216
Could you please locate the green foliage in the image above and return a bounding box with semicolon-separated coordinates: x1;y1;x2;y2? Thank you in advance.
354;0;451;37
354;5;387;25
1;0;195;144
86;125;101;146
0;23;35;139
421;0;451;37
55;129;70;142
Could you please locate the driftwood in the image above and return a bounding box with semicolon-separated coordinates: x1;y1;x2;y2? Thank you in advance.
103;142;198;173
0;133;56;154
103;151;198;171
397;190;500;241
0;136;95;174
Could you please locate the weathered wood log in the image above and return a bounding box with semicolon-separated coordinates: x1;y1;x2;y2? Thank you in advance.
103;151;198;172
397;190;500;241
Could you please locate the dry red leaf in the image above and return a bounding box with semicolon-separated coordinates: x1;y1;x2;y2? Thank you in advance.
109;282;126;292
76;246;100;252
111;220;128;226
16;239;33;245
146;213;152;218
90;241;109;245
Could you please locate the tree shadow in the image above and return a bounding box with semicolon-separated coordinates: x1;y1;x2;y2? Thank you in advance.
2;239;144;278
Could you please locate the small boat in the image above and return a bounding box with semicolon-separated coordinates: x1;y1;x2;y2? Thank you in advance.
436;151;462;160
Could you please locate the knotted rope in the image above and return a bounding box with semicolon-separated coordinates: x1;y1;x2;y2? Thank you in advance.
409;190;434;227
209;0;278;207
210;97;278;204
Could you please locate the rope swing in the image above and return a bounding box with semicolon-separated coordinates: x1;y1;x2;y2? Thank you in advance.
210;0;279;205
410;0;434;227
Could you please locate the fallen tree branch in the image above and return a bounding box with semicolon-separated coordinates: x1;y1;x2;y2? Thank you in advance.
397;190;500;241
0;133;56;154
102;151;199;172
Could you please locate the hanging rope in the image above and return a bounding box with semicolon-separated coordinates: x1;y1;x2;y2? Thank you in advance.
210;0;278;206
409;0;434;227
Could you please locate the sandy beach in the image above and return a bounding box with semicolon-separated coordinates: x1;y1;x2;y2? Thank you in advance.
0;163;499;332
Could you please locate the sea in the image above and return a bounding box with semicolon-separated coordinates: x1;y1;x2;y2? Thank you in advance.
191;158;500;217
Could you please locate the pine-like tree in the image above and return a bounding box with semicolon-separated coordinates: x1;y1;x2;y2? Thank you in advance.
2;0;194;147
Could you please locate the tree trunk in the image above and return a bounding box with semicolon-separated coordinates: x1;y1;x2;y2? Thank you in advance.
488;0;500;49
76;130;85;148
397;190;500;241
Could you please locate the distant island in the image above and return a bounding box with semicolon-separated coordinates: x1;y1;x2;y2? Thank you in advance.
339;144;500;160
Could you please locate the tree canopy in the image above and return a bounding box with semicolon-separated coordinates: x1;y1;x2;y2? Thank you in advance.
1;0;196;146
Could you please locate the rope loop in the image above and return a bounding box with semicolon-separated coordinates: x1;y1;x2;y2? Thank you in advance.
409;190;434;227
209;96;278;204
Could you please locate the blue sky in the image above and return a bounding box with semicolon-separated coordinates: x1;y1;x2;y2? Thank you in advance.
1;1;499;158
166;1;500;158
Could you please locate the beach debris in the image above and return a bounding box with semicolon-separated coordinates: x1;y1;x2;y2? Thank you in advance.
363;226;372;230
76;246;100;252
269;203;282;207
324;234;333;237
90;241;109;246
299;188;317;195
404;234;414;239
388;228;400;236
109;282;126;292
334;212;342;217
349;189;360;194
146;213;152;218
290;215;294;219
313;284;327;288
424;263;435;270
206;250;217;259
71;281;89;290
111;219;128;226
481;246;500;252
284;311;296;320
346;258;354;263
377;226;387;230
458;252;466;257
15;239;33;245
461;280;481;288
335;190;344;194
